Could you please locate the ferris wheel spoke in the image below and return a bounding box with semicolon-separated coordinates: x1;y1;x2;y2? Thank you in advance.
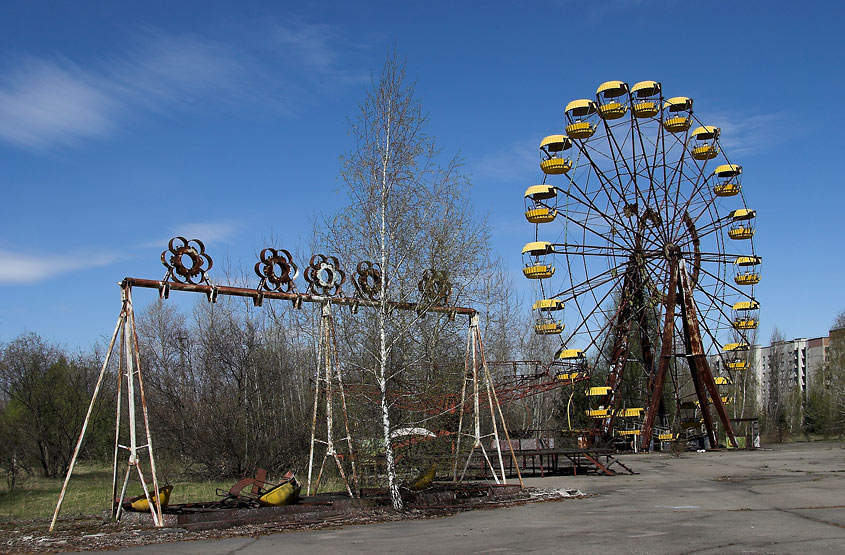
693;262;756;301
673;219;728;248
670;164;715;236
631;102;663;223
565;282;628;356
552;243;642;256
568;143;640;241
562;260;626;343
655;123;693;241
555;258;628;303
598;117;638;198
555;185;628;249
550;199;632;251
684;206;728;240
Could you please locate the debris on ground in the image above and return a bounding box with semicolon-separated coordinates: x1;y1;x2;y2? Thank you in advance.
1;486;587;554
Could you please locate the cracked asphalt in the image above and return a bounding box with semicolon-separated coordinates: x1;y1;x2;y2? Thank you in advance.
69;442;845;554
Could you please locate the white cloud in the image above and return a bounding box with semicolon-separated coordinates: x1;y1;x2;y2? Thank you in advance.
272;22;367;85
109;31;251;111
140;220;241;250
172;221;239;244
707;112;784;157
0;34;248;151
0;23;365;151
0;248;117;284
0;59;119;148
468;138;537;184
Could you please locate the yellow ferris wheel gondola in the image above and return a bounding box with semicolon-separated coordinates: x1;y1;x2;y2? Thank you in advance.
524;184;558;223
713;164;742;197
532;298;564;311
555;348;584;360
690;126;720;160
553;348;585;381
565;99;598;139
532;298;564;335
539;134;573;175
726;359;749;371
630;80;661;118
728;208;756;240
734;255;761;285
596;81;629;120
522;241;554;279
663;96;693;132
732;300;760;330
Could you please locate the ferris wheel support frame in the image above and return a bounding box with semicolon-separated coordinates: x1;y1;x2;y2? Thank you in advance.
639;256;738;450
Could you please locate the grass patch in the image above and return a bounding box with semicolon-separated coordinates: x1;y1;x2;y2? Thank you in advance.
0;463;231;521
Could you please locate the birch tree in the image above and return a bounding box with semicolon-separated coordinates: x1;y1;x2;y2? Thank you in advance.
326;52;490;510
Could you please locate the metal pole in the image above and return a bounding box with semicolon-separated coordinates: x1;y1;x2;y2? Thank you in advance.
330;309;358;495
452;320;471;482
471;315;480;448
322;303;353;498
121;290;159;527
49;312;123;532
127;286;164;524
306;308;324;496
678;263;738;448
476;326;506;484
483;344;524;487
111;314;125;519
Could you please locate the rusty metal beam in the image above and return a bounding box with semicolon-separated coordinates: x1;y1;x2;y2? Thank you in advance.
640;259;678;450
122;278;477;316
677;264;738;448
597;265;636;437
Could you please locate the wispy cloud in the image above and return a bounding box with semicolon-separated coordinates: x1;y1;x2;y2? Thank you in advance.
708;112;785;157
173;221;240;244
0;59;119;148
0;220;239;284
0;23;366;151
0;33;248;151
0;248;118;284
140;220;241;250
271;21;368;85
468;137;538;184
109;31;251;112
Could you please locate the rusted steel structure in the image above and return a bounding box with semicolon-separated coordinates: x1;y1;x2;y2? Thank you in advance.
523;81;760;450
51;237;517;530
453;314;522;486
51;282;164;531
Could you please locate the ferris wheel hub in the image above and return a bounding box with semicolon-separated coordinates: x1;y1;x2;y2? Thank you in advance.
663;243;681;260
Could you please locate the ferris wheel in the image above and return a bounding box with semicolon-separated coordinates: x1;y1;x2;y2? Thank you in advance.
522;80;760;450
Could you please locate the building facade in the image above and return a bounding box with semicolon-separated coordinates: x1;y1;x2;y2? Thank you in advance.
752;336;829;406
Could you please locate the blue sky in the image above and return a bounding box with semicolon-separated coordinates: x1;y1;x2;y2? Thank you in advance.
1;1;843;350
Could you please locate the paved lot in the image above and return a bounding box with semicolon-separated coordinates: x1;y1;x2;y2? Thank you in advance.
90;442;845;554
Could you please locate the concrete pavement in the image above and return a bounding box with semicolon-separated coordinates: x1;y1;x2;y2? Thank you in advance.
89;442;845;554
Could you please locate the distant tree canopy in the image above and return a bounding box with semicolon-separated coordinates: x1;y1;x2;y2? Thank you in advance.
0;333;112;481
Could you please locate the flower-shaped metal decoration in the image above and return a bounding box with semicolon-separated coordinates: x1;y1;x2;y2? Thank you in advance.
353;261;384;300
304;254;345;297
255;248;299;293
161;237;213;284
418;269;452;306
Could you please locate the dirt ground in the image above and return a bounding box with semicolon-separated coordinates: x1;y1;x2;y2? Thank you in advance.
5;441;845;554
